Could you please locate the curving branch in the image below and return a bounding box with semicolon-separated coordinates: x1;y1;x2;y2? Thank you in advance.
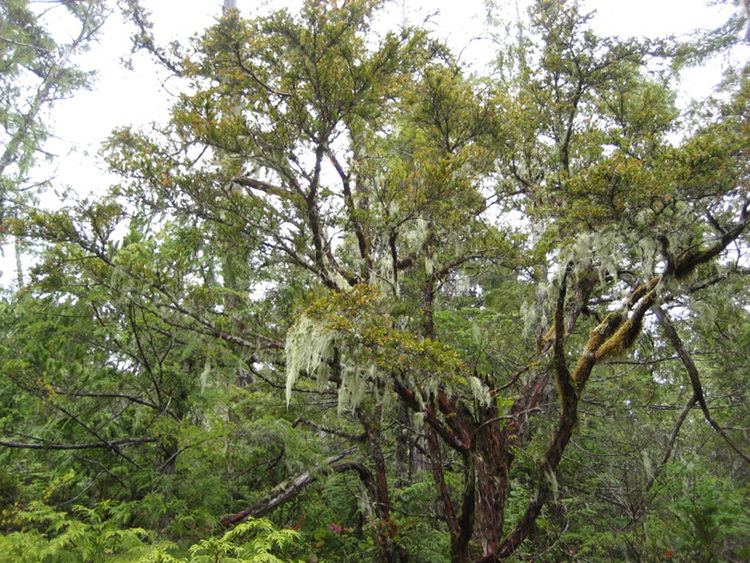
220;446;363;527
643;393;698;496
0;437;156;450
654;306;750;466
488;279;657;561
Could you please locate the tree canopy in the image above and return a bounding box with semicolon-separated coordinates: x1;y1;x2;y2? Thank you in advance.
1;1;750;561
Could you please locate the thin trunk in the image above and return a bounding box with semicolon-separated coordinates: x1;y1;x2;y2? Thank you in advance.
395;400;411;486
426;427;473;562
157;436;179;475
655;306;750;466
472;405;511;559
357;407;407;562
14;235;24;288
422;270;436;339
414;270;437;474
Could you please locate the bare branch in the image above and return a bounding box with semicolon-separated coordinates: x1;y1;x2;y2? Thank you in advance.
0;437;156;450
220;446;359;527
654;306;750;466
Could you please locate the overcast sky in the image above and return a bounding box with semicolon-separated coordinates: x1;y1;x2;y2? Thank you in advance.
42;0;742;200
2;0;746;285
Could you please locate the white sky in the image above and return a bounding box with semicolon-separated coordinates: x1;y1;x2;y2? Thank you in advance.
45;0;742;195
2;0;747;285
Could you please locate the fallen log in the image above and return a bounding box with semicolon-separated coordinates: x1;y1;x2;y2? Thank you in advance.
220;446;372;527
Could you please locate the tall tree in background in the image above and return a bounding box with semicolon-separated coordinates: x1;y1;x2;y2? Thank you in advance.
0;0;109;285
2;1;750;561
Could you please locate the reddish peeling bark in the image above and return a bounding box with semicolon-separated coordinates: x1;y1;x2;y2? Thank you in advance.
472;404;513;560
426;426;473;562
357;407;408;563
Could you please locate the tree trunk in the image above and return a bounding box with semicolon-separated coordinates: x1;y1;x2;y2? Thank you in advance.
426;426;475;562
471;405;511;559
357;407;407;562
395;400;411;486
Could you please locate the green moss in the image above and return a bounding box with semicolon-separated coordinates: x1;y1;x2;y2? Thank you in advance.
595;316;643;361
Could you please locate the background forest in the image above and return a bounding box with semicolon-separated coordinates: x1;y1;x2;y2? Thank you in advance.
1;0;750;561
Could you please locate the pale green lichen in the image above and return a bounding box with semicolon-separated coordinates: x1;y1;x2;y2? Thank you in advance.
332;271;352;291
370;252;402;296
285;316;336;405
468;376;492;407
199;358;212;394
521;281;552;337
413;411;425;428
337;365;368;414
404;217;429;248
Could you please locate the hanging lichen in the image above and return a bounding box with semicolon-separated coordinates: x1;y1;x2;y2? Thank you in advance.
521;281;552;337
337;364;372;414
639;237;658;277
370;252;399;296
404;217;429;249
561;227;665;289
284;315;336;405
468;376;492;407
199;358;212;395
546;468;559;502
413;410;425;428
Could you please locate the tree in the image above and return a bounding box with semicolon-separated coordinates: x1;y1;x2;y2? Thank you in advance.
5;0;750;561
0;0;110;286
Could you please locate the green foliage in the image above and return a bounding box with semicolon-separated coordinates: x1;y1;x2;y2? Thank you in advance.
0;501;157;563
189;519;303;563
2;1;750;561
0;500;304;563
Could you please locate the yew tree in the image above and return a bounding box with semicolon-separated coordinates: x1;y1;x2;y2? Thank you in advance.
14;0;750;561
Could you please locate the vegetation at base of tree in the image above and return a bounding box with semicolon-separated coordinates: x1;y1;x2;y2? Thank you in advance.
1;0;750;561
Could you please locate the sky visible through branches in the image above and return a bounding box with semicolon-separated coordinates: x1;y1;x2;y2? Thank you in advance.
0;0;746;283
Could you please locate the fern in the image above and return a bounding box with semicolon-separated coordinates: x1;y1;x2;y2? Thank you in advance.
186;518;303;563
0;501;157;563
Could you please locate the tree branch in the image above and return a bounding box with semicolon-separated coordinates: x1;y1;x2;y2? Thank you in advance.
220;446;359;527
0;437;156;450
654;306;750;466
